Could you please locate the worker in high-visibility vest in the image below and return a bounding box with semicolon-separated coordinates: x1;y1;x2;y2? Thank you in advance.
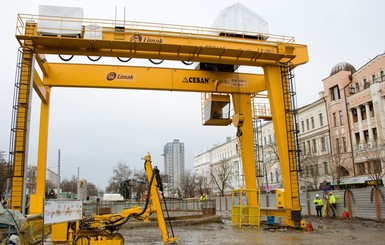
200;193;208;209
200;193;207;201
313;194;324;217
329;192;336;217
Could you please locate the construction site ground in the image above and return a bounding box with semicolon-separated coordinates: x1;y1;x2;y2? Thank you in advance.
120;211;385;245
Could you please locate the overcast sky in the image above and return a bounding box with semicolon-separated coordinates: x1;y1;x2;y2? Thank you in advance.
1;0;384;190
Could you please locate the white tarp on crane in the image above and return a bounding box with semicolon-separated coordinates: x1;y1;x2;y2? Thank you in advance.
211;3;269;34
0;204;26;228
38;5;83;37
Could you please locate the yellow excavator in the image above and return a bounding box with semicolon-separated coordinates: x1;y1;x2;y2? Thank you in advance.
52;155;177;245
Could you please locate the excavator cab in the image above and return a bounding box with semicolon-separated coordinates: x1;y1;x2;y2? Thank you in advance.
202;93;232;126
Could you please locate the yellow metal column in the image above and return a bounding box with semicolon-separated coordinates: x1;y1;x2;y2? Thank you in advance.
263;65;302;227
232;93;258;205
30;87;50;214
10;47;35;212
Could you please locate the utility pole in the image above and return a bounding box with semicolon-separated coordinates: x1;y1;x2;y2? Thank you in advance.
58;149;61;198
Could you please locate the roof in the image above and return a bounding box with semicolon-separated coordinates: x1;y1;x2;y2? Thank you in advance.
330;62;356;76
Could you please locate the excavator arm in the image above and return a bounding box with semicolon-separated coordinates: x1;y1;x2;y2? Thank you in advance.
53;155;177;245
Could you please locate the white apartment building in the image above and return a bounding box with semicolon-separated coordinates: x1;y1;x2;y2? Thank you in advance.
297;97;331;190
194;137;243;196
258;96;331;192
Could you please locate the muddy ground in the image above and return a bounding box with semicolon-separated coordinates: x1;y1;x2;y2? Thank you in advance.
120;213;385;245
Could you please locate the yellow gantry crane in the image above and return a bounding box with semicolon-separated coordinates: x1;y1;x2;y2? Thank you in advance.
10;10;308;228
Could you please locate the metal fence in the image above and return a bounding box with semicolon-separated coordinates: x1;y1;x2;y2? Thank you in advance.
83;199;215;218
82;187;385;221
214;187;385;221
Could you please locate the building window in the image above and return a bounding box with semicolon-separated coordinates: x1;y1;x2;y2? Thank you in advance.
275;170;279;182
355;82;360;92
310;165;314;176
264;137;266;146
355;132;360;145
321;137;326;151
369;102;374;118
312;139;317;153
333;112;337;127
323;162;328;175
372;74;376;83
311;117;315;129
330;85;340;100
364;130;369;143
357;162;365;175
319;113;323;126
307;141;311;153
368;160;382;174
336;138;340;153
306;119;309;130
361;105;367;120
373;127;378;142
343;137;347;152
270;172;273;183
315;164;319;175
352;108;358;123
364;78;370;89
339;111;343;125
381;70;385;81
268;135;272;144
301;121;305;132
302;142;306;155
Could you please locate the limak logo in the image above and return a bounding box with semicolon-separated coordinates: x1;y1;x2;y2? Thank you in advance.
107;72;134;81
130;34;163;44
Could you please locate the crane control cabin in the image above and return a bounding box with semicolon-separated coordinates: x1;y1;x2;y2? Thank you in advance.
10;7;308;228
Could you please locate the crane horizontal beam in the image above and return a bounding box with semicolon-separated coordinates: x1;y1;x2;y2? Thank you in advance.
16;14;308;67
42;64;266;93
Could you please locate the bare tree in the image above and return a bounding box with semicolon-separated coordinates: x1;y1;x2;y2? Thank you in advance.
26;166;37;194
0;151;11;199
358;142;385;185
61;175;78;193
328;149;350;189
196;174;210;196
87;182;98;196
259;143;280;191
181;169;197;198
106;161;132;193
210;159;236;197
299;153;322;190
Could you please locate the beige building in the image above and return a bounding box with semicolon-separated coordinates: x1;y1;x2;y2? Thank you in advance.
322;53;385;186
347;53;385;184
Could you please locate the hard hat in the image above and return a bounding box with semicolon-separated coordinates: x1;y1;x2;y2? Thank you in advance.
315;194;319;197
9;235;21;245
329;192;333;195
